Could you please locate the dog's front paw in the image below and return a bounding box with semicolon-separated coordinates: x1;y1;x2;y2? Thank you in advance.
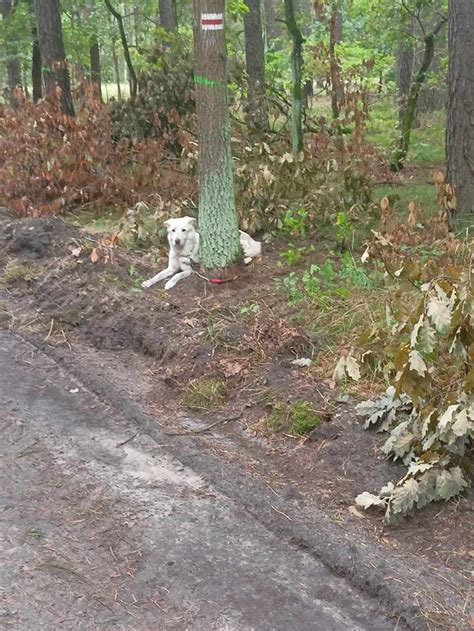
141;280;152;289
164;279;175;291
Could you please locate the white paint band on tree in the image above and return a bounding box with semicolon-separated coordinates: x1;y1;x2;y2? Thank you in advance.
201;13;224;30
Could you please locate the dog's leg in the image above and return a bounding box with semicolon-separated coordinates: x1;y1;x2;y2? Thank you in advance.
141;267;174;289
164;267;192;290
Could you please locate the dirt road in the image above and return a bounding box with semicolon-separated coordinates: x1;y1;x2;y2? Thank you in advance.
0;330;400;630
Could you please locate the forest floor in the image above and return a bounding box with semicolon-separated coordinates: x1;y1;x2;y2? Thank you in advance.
0;206;472;631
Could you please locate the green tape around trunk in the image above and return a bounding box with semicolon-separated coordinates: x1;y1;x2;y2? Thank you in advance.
194;75;220;88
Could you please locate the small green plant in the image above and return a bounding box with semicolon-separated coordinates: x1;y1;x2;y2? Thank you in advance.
3;260;35;284
239;303;261;316
281;208;309;237
268;401;322;437
182;377;228;412
281;244;315;267
335;211;354;245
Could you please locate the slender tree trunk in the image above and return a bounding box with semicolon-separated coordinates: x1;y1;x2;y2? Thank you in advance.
193;0;240;269
89;36;102;101
34;0;75;116
391;17;447;172
244;0;268;130
159;0;177;31
2;0;23;106
284;0;304;154
263;0;282;43
111;39;122;99
329;0;343;120
396;16;414;126
104;0;137;102
31;26;42;102
445;0;474;229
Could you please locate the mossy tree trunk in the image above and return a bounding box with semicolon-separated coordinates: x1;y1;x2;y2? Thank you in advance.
193;0;240;269
34;0;75;116
445;0;474;230
284;0;304;154
395;13;414;126
329;0;343;120
244;0;268;131
391;16;447;172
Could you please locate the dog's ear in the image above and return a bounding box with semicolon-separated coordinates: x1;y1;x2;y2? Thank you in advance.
185;216;197;227
163;219;172;229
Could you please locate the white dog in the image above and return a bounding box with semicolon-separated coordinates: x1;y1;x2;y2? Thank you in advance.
141;216;261;291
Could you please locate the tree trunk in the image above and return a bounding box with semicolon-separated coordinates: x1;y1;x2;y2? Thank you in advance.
396;15;414;126
31;26;42;102
329;0;343;120
159;0;177;31
244;0;268;130
391;17;447;172
89;36;102;101
34;0;75;116
111;39;122;99
445;0;474;229
104;0;137;102
263;0;282;43
2;0;23;106
193;0;240;269
284;0;304;154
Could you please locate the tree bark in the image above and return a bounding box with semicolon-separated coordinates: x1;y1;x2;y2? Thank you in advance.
244;0;268;130
34;0;75;116
193;0;240;269
31;26;42;102
89;36;102;101
159;0;177;31
284;0;304;154
2;0;22;106
396;14;414;126
445;0;474;229
104;0;137;103
263;0;282;43
329;0;343;120
391;16;446;172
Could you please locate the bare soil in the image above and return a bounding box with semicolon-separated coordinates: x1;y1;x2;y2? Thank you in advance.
0;208;472;630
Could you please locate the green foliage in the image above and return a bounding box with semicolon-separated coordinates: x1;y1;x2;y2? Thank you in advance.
277;255;375;304
355;261;473;522
268;400;322;437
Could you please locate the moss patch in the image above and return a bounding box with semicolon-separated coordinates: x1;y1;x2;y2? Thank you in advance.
182;377;228;412
268;400;322;437
2;260;36;284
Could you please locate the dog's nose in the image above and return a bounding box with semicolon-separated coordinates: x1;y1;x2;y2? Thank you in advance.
175;238;181;245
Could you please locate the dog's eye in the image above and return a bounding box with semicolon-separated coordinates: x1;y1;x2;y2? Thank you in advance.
182;228;186;232
171;228;175;232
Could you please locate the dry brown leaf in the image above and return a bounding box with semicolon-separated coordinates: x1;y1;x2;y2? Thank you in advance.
90;248;99;263
219;359;245;377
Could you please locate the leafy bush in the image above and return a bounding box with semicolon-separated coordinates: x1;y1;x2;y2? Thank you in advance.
354;257;473;522
0;92;194;216
110;33;194;150
233;138;373;236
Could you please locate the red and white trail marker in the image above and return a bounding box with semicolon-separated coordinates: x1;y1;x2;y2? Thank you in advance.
201;13;224;30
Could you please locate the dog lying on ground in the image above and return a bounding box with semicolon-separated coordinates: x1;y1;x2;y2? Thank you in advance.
141;216;261;291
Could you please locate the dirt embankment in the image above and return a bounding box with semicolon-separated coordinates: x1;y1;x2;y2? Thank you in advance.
0;208;472;631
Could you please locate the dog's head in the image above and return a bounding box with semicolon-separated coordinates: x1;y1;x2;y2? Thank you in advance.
164;216;197;248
